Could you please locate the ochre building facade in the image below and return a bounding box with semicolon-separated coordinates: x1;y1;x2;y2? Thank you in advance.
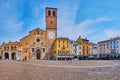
77;36;89;59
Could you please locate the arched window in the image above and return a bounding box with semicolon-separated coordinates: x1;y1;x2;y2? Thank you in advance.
4;47;6;51
33;42;35;45
51;21;53;24
11;46;13;51
7;46;9;51
48;10;51;16
37;31;39;35
53;11;56;17
14;46;17;51
32;48;35;52
41;32;43;35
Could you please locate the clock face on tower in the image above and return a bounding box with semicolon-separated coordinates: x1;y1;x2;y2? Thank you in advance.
48;31;55;39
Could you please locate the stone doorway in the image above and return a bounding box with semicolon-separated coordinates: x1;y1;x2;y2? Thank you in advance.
11;52;16;60
36;49;41;60
4;53;9;60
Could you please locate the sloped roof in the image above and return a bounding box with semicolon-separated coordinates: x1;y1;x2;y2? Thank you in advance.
20;28;45;40
29;27;45;33
20;35;29;41
56;37;70;40
98;39;110;43
1;41;21;46
111;37;120;40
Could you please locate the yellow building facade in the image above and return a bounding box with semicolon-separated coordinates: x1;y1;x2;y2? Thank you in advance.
0;41;22;60
53;38;70;58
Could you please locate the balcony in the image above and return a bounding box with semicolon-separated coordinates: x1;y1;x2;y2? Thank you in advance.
2;50;22;53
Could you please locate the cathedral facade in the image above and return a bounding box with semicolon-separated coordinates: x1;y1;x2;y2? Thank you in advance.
0;7;57;60
20;7;57;60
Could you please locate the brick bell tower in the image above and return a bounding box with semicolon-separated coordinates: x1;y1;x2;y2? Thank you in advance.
46;7;57;59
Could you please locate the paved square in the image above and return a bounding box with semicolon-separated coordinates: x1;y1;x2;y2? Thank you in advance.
0;60;120;80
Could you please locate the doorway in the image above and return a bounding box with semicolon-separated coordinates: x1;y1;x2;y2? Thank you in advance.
36;49;41;60
11;52;16;60
4;53;9;60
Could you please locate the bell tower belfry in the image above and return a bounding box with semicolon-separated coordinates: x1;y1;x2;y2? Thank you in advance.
45;7;57;59
46;7;57;30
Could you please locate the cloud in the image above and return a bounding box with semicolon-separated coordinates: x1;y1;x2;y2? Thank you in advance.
57;0;81;38
54;0;112;41
104;29;120;38
90;28;120;43
58;15;111;41
95;16;112;22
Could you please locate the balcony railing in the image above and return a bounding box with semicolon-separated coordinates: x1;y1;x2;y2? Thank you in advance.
2;50;22;52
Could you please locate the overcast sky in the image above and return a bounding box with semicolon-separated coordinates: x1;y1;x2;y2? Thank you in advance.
0;0;120;44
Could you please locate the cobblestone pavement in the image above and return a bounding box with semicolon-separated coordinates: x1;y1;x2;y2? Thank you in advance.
0;60;120;80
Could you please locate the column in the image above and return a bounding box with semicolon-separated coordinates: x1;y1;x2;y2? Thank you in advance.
9;52;11;60
2;52;4;60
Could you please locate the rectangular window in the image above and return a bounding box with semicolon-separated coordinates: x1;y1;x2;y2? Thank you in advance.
117;41;118;44
107;43;109;46
111;46;112;49
42;48;46;53
75;46;76;49
114;41;115;44
100;47;102;49
75;51;76;54
32;48;34;52
58;44;60;48
111;41;112;44
4;47;6;51
117;50;119;53
67;45;69;48
67;41;69;44
26;43;28;45
117;45;119;48
79;46;81;49
58;50;60;53
41;32;43;35
114;45;116;49
37;31;39;35
104;44;105;46
79;52;81;55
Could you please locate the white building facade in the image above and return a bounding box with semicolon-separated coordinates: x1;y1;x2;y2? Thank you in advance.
70;41;83;57
98;37;120;55
110;37;120;54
